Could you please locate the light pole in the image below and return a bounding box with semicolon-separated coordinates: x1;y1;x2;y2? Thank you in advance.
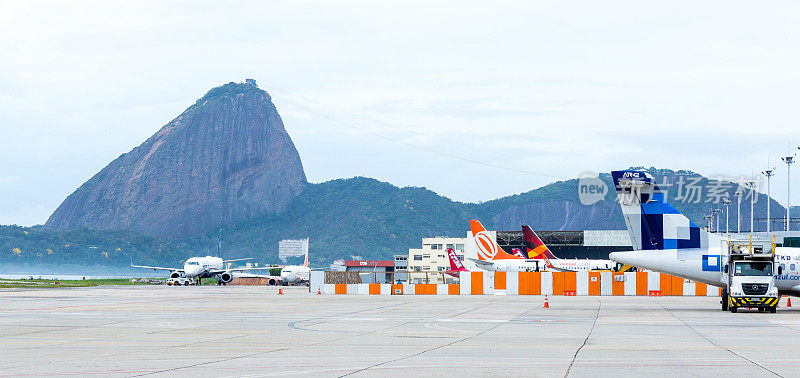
722;197;731;233
783;155;795;232
714;208;722;233
705;214;713;232
763;167;775;233
747;179;756;233
735;190;742;234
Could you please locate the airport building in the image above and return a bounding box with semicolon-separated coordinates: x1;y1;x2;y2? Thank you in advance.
343;260;394;283
393;255;408;283
278;238;309;263
407;237;465;284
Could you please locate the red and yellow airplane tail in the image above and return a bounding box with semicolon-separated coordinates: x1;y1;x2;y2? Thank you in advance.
469;220;522;261
522;225;557;260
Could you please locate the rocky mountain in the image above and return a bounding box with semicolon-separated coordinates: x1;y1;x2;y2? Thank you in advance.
45;80;307;238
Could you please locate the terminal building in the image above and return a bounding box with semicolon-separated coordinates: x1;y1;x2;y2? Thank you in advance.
278;238;309;263
407;237;465;284
343;260;394;283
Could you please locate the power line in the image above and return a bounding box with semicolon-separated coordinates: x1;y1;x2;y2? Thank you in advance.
267;86;574;180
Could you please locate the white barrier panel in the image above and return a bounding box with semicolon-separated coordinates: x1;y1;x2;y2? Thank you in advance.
403;283;415;295
357;284;369;295
624;272;637;295
310;271;324;294
577;272;589;296
347;284;359;295
648;272;660;292
380;284;392;295
483;271;494;294
460;271;471;296
323;284;335;295
683;279;695;296
707;285;719;296
506;272;519;295
437;284;448;295
541;272;553;295
600;272;612;296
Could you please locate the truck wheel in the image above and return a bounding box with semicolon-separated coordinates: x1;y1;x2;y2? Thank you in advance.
184;281;190;286
730;306;737;313
721;295;728;311
769;306;777;313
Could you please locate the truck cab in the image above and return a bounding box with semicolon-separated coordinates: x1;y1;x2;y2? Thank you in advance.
723;238;780;313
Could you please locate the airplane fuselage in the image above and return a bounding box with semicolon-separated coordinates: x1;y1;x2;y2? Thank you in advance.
183;256;224;278
472;259;542;272
546;259;615;272
610;247;800;295
280;265;311;284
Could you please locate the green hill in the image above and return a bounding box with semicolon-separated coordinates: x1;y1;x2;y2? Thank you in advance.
1;169;787;267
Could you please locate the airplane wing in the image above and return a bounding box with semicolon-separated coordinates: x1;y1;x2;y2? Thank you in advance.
467;258;494;270
131;264;182;272
208;266;278;275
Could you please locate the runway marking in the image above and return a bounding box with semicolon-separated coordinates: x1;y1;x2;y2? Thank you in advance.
11;296;201;311
659;302;784;378
338;299;540;377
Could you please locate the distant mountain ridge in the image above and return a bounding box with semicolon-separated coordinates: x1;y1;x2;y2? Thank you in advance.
2;169;790;266
45;80;307;238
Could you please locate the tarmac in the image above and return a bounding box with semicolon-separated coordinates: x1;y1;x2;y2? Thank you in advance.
2;286;800;377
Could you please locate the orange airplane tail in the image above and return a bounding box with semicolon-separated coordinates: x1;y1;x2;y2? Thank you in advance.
469;220;522;260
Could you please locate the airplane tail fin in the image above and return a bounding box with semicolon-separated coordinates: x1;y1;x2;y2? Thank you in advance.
522;226;558;260
469;220;522;260
446;248;467;271
612;170;714;251
302;237;309;267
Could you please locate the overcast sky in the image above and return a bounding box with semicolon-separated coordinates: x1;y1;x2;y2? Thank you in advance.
1;1;799;226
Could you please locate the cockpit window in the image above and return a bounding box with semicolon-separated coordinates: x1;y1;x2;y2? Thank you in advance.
186;261;200;265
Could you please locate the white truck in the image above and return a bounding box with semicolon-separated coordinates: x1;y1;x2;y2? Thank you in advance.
166;277;196;286
723;238;780;313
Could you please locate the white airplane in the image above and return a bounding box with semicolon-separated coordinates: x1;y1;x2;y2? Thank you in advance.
467;220;543;272
276;246;311;285
608;170;800;296
522;225;616;271
132;256;265;285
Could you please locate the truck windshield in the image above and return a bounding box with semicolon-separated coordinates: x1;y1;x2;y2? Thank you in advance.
733;262;773;276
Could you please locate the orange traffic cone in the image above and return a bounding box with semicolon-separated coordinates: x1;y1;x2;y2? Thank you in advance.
788;297;792;308
543;295;550;309
277;288;284;295
317;288;322;295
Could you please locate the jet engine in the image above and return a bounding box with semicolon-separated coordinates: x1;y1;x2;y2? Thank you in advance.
170;271;184;279
219;272;233;284
268;278;279;286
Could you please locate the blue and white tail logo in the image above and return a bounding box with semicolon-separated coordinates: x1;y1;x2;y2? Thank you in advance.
612;170;711;251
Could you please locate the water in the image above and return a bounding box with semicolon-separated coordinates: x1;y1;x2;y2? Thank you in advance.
0;274;138;280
